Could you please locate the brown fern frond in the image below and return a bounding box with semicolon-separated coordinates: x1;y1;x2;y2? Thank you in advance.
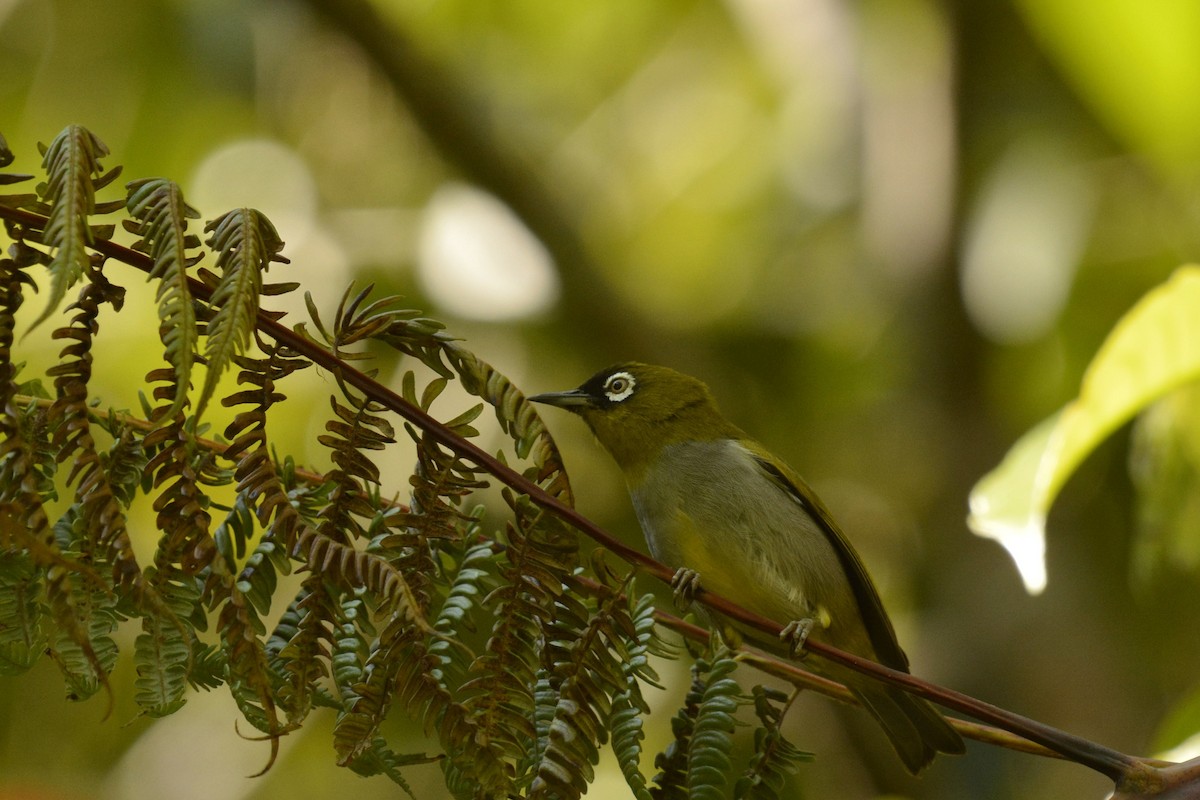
530;574;642;800
221;345;310;548
294;527;429;631
43;272;147;591
144;413;216;577
461;499;578;770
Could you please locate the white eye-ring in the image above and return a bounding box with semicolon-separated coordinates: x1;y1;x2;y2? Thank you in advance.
603;371;636;403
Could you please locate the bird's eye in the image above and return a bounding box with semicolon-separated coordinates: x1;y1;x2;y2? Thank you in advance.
603;372;636;403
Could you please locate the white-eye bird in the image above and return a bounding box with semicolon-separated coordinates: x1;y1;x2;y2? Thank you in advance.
530;363;963;774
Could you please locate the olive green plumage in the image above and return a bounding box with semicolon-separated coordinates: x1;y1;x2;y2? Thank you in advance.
531;363;964;774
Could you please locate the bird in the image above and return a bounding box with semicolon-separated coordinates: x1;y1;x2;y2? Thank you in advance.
530;362;964;774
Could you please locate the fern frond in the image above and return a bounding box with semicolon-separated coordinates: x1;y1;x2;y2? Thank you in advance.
196;207;288;420
211;549;289;772
325;594;372;702
0;551;45;675
427;537;496;689
443;344;574;504
331;615;404;764
45;274;148;593
734;686;811;800
0;256;57;536
134;611;191;716
530;571;645;800
462;514;567;767
124;178;202;420
132;563;204;716
687;650;745;800
143;416;216;576
347;736;439;799
608;590;664;800
29;125;120;330
652;660;706;800
45;509;120;703
271;574;336;724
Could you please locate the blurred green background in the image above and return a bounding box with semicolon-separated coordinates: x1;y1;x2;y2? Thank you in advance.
4;0;1200;798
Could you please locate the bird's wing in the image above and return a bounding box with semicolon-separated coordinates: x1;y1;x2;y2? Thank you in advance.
747;448;911;672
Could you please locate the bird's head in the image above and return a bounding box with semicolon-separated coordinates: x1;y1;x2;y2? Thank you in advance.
530;363;739;476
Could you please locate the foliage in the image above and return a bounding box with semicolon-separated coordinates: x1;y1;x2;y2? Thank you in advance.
0;126;810;798
969;266;1200;593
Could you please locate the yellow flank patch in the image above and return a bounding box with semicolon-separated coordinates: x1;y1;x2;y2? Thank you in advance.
669;508;779;618
816;604;832;630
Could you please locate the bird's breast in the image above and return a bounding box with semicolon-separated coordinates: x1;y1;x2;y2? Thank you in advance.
629;439;850;625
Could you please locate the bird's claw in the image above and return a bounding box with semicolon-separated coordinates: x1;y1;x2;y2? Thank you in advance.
780;618;815;659
670;567;701;610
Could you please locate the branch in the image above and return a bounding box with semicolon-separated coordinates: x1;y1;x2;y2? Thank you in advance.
0;203;1165;787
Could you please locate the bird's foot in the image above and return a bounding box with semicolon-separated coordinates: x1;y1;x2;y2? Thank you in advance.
780;618;815;659
670;567;702;610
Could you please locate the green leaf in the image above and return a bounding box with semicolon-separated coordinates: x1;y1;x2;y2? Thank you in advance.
1130;385;1200;587
969;266;1200;593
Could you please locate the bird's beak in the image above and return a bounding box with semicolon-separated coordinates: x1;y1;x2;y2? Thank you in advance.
529;388;595;410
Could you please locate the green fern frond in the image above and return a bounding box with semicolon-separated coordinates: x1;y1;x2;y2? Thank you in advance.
213;557;289;769
272;575;336;724
196;207;288;420
46;511;120;703
687;650;745;800
428;537;495;688
462;519;563;766
124;178;202;420
134;611;191;717
608;590;663;800
652;659;706;800
223;525;292;624
326;594;373;700
611;692;654;800
187;640;226;691
331;622;400;765
530;574;644;800
0;551;45;675
29;125;121;330
132;563;203;715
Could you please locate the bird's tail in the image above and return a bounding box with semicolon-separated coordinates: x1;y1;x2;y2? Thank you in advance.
851;681;965;774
